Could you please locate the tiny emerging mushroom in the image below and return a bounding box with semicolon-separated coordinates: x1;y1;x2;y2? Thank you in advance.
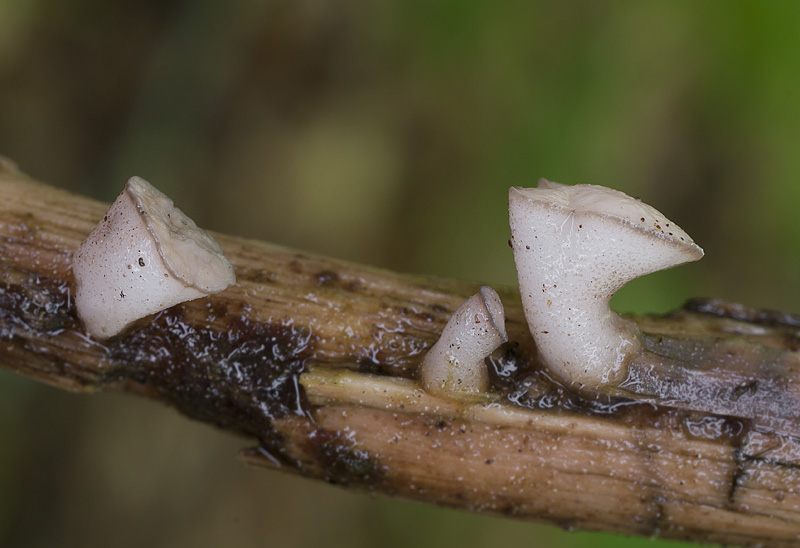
73;176;236;339
508;178;703;394
420;286;508;400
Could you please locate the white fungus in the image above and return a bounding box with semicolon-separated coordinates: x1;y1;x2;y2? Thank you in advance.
420;286;508;400
508;178;703;392
73;176;236;339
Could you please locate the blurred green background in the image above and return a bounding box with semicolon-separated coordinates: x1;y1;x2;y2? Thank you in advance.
1;1;800;547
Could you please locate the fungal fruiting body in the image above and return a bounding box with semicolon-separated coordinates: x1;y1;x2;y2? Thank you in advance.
73;176;236;339
508;179;703;393
420;286;507;400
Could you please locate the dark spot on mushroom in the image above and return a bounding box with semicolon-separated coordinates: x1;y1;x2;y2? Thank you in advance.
138;257;146;267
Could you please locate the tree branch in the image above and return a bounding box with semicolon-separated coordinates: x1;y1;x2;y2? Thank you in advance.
1;163;799;547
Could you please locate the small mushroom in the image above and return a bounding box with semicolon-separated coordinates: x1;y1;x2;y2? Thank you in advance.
508;179;703;393
420;286;507;400
73;176;236;339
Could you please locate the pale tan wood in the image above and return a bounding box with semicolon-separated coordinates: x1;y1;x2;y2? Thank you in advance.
1;162;800;546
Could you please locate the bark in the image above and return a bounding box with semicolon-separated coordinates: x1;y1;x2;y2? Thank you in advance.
1;160;800;546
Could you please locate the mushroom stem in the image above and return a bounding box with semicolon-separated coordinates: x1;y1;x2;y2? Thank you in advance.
508;179;703;393
420;286;507;400
73;176;236;339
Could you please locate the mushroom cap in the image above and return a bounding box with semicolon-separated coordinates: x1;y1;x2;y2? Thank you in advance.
73;177;236;339
478;285;508;344
509;181;703;301
128;176;235;292
520;178;704;261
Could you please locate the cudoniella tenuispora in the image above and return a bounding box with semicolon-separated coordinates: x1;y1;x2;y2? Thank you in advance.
73;176;236;339
508;179;703;392
420;286;507;400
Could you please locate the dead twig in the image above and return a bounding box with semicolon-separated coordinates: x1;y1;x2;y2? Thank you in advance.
2;163;800;546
